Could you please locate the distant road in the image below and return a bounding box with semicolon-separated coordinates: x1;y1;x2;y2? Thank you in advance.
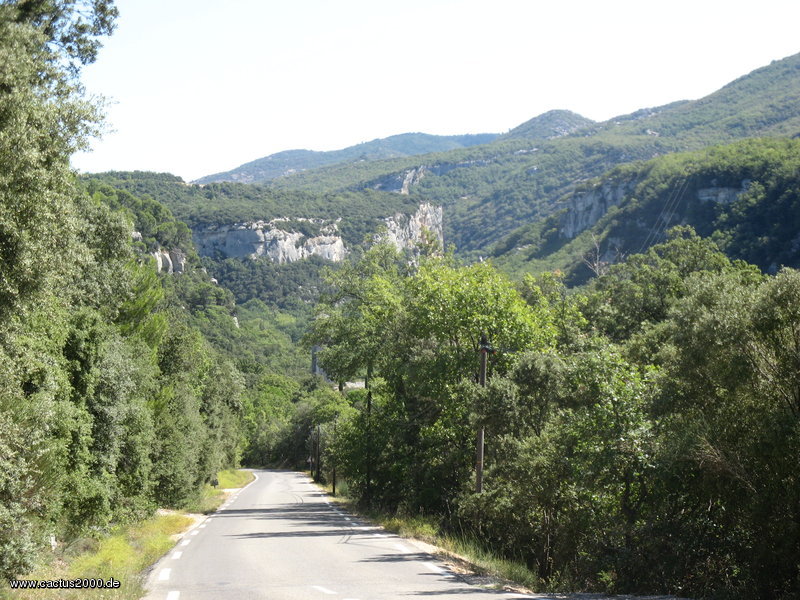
144;470;538;600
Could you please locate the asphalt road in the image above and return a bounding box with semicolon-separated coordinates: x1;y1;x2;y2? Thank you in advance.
143;469;541;600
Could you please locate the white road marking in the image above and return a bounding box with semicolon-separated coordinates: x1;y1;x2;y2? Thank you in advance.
393;543;410;553
180;539;191;547
199;524;206;528
344;517;351;521
311;585;337;594
166;592;180;600
423;561;444;573
171;551;182;560
190;530;199;535
158;568;171;581
373;533;387;537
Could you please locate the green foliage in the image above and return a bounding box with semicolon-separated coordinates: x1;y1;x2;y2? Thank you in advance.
299;229;800;598
82;172;420;246
0;8;97;321
499;109;595;141
7;0;118;73
0;4;251;578
83;180;192;252
584;226;738;340
308;250;556;512
495;137;800;284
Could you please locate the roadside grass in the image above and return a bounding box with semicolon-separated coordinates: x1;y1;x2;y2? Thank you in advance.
0;513;193;600
317;478;542;592
2;469;255;600
217;468;255;489
183;483;227;514
183;468;254;514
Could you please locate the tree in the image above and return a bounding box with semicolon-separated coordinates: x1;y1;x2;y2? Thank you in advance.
584;226;735;341
8;0;118;72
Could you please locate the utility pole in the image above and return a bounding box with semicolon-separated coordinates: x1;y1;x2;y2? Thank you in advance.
332;418;337;496
476;333;492;493
315;424;322;482
365;362;373;504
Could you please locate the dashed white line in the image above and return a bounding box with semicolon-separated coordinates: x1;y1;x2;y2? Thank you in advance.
422;561;444;573
171;551;182;560
393;543;410;553
180;539;191;547
158;568;171;581
166;591;180;600
311;585;337;595
344;517;351;521
190;530;199;536
199;524;207;528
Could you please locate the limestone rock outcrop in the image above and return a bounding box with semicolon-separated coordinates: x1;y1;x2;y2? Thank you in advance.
153;248;187;274
193;219;347;263
383;202;444;252
560;180;635;239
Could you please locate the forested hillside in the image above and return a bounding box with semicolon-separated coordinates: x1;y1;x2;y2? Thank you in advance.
257;53;800;259
492;137;800;282
195;132;499;184
82;171;420;245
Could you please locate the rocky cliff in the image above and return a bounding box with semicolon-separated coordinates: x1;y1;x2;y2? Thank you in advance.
191;203;444;263
559;177;752;240
193;218;347;263
560;180;636;239
383;202;444;252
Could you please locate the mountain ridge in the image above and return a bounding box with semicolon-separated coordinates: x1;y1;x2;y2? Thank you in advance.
194;132;499;184
96;51;800;283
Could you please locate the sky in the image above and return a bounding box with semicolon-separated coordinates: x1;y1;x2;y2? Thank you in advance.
71;0;800;182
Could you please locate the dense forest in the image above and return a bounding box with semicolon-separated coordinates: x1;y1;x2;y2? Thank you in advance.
3;1;800;599
301;234;800;598
0;1;248;580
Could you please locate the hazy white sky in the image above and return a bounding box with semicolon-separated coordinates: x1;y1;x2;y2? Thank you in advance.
72;0;800;182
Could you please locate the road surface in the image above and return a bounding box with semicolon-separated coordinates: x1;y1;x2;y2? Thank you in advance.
143;469;541;600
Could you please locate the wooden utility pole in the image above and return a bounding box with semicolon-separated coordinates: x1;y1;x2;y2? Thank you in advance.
476;334;490;493
315;424;321;482
365;362;373;504
332;419;337;496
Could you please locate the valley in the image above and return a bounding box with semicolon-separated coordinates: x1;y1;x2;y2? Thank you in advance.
3;7;800;597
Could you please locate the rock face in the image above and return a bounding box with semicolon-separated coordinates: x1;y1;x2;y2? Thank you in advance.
192;204;444;263
383;202;444;251
560;180;635;239
193;218;347;263
153;249;187;274
697;179;750;203
369;162;491;194
559;177;752;240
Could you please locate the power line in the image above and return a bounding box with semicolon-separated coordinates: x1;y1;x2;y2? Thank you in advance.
638;175;690;253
